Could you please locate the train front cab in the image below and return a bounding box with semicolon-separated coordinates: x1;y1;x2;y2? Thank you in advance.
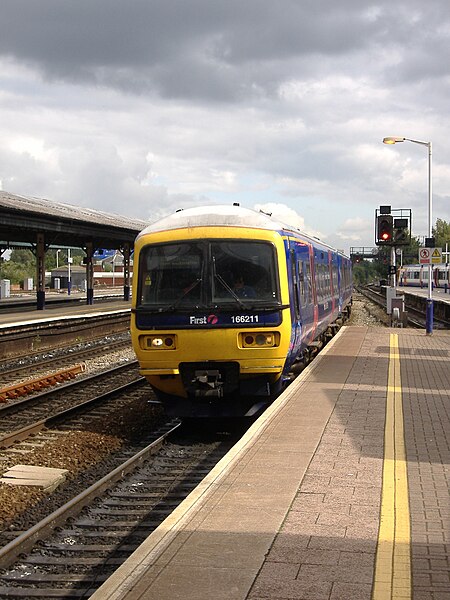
131;226;295;417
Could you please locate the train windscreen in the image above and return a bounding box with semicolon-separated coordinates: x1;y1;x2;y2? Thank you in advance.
138;240;279;308
211;241;278;304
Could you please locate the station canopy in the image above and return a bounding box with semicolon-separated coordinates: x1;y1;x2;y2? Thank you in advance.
0;190;148;251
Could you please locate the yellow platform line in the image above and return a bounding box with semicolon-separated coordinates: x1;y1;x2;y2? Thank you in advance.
372;333;411;599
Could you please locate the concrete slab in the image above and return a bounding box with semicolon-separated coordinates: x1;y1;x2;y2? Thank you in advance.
0;464;69;492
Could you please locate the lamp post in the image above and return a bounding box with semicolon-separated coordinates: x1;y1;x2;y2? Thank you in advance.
383;136;433;334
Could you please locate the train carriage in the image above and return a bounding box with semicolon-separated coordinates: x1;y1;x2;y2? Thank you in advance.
398;264;450;289
131;205;352;417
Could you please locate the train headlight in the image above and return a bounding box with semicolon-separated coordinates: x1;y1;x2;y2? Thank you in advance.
139;335;177;350
240;332;279;348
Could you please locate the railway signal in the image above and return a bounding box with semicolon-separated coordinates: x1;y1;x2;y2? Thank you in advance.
375;207;411;248
376;215;393;245
393;218;409;245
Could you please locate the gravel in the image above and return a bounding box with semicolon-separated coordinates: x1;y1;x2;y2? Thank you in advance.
347;293;389;327
0;394;164;544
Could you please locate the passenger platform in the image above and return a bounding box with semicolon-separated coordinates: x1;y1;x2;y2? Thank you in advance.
398;285;450;304
0;297;131;329
92;326;450;600
0;297;131;359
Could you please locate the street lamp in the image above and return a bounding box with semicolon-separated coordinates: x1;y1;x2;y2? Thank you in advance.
383;136;433;334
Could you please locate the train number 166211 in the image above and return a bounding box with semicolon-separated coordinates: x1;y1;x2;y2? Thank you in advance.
231;314;259;323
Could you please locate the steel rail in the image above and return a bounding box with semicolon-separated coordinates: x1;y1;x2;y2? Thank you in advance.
0;376;146;449
0;360;139;419
357;286;449;329
0;338;131;382
0;420;181;569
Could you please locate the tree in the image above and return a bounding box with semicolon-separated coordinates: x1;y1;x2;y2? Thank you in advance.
352;260;379;285
0;247;86;285
47;248;84;268
433;218;450;250
400;234;421;265
0;249;35;285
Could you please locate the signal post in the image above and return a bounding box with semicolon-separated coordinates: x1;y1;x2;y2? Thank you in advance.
375;205;411;327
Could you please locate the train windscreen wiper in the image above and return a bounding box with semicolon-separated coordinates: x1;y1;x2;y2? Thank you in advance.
212;264;246;309
241;302;289;312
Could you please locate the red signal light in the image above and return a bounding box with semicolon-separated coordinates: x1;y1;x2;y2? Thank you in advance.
377;215;393;245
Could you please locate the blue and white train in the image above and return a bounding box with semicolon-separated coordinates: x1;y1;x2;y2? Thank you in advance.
131;205;352;418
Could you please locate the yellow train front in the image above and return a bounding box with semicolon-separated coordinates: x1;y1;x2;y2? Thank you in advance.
131;205;297;418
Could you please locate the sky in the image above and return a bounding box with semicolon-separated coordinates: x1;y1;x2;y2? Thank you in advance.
1;1;449;254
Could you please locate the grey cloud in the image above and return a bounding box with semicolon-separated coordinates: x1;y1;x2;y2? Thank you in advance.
1;0;450;252
2;1;447;102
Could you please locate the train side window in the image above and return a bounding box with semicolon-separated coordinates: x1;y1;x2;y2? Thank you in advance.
305;262;313;304
319;263;327;301
315;264;321;302
332;265;338;297
326;265;330;297
290;251;300;320
316;264;321;301
342;262;348;291
320;264;325;301
298;260;308;305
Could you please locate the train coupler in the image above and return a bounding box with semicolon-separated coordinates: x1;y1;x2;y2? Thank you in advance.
192;369;224;398
180;361;239;399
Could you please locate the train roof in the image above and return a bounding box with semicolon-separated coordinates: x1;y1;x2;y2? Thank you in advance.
138;205;349;258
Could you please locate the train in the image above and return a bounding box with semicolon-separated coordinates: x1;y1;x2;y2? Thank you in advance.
398;264;450;288
130;205;353;418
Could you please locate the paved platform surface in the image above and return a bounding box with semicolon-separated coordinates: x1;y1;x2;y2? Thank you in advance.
398;287;450;304
91;326;450;600
0;298;130;328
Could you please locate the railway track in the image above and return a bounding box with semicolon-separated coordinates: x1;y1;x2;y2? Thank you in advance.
0;307;247;599
0;364;87;403
0;349;246;598
0;362;143;446
0;289;379;598
0;333;132;389
358;285;450;329
0;307;130;362
0;421;243;598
